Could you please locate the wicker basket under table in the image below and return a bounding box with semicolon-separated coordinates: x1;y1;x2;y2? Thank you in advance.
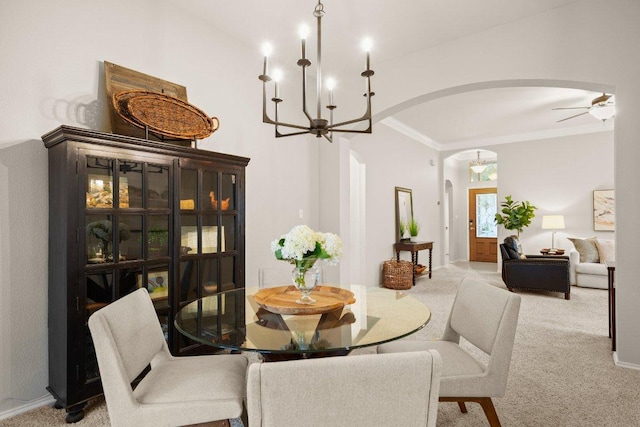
383;259;413;290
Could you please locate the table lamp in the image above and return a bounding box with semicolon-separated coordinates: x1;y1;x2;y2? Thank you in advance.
541;215;565;249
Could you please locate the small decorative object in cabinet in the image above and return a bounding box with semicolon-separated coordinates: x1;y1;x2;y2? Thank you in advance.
43;126;249;422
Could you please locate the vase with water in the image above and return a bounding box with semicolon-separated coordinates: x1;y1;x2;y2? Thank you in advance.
291;260;319;304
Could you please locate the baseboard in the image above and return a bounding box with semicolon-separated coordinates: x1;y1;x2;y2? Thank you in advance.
613;351;640;371
0;395;56;421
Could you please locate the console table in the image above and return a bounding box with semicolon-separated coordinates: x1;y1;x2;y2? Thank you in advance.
394;241;433;286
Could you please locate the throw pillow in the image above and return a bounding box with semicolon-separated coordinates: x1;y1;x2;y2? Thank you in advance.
503;245;519;260
568;237;599;263
595;239;615;264
504;236;526;259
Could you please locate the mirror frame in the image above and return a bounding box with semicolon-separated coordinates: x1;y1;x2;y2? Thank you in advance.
395;187;413;243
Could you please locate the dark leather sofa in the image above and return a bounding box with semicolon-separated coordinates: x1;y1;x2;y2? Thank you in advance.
500;238;570;300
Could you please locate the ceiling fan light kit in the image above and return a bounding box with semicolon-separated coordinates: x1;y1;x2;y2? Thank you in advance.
589;104;616;121
258;0;375;142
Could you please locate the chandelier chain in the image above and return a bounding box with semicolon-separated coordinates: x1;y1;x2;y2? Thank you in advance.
313;0;325;17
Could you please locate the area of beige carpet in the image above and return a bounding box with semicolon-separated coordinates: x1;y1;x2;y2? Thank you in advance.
3;261;639;426
389;262;640;426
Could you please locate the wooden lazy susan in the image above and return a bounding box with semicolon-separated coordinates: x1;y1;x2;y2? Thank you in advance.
252;285;356;315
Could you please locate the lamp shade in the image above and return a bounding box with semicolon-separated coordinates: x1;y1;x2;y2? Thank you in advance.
541;215;565;230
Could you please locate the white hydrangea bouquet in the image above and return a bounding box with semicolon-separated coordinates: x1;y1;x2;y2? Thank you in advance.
271;225;343;268
271;225;343;304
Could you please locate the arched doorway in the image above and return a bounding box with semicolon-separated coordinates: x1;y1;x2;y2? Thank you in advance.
443;149;498;263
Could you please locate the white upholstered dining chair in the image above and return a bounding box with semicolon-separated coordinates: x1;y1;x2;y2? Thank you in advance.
247;351;442;427
378;278;521;427
88;288;247;427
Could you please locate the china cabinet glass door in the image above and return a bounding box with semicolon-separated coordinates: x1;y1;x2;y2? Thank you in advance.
82;153;172;382
177;164;240;353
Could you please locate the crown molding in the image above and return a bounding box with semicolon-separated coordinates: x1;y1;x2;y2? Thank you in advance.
380;117;442;150
381;117;614;152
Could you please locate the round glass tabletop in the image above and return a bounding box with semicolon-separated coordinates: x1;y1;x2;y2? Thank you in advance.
174;284;430;358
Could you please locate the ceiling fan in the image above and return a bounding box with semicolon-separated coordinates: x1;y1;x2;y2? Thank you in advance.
552;93;615;123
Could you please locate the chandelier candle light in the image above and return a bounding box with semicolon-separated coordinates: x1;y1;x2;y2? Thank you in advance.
259;0;375;142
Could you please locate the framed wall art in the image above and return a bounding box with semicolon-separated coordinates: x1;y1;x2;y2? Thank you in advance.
593;189;615;231
137;270;169;300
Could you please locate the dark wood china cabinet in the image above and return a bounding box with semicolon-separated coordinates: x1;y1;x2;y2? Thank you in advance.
42;126;249;422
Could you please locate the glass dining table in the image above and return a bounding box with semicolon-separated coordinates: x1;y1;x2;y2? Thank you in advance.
174;284;431;361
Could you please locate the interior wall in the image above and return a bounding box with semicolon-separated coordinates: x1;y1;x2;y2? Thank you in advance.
349;152;367;285
0;0;320;414
443;131;615;261
443;156;468;261
350;124;439;286
363;0;640;367
495;132;615;251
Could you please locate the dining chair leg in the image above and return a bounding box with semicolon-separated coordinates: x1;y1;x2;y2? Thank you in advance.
439;397;501;427
478;397;501;427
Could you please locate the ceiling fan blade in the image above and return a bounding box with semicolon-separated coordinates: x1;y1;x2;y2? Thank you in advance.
552;106;590;110
557;111;590;123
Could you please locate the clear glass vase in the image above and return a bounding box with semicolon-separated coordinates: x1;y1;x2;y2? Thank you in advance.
291;264;319;304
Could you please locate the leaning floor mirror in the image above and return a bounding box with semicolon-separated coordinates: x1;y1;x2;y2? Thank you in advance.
395;187;413;243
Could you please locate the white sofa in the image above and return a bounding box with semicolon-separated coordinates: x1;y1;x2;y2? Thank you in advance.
568;238;615;289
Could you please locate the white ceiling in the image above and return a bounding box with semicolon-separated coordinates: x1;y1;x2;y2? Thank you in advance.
174;0;614;149
389;87;614;151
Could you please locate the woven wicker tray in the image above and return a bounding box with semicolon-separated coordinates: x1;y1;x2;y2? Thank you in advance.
113;90;219;140
253;285;356;315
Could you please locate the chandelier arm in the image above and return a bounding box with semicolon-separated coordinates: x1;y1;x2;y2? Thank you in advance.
322;133;333;143
329;113;371;129
268;119;316;131
261;81;272;125
262;82;312;131
274;99;281;137
262;102;313;130
325;126;372;134
329;80;372;129
275;129;314;138
301;61;314;123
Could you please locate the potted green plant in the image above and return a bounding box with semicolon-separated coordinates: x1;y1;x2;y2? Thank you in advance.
399;221;407;240
86;220;130;261
494;195;537;237
408;217;420;242
148;227;169;257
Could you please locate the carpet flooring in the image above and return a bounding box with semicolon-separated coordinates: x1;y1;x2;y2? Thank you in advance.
389;261;640;426
2;261;639;426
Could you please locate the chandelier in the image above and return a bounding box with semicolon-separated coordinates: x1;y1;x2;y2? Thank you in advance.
470;151;487;174
258;0;374;142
